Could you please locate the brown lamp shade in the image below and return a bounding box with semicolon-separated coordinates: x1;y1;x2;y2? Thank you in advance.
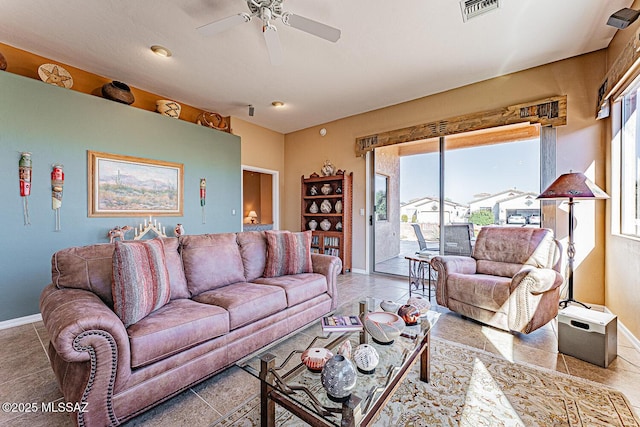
537;172;609;200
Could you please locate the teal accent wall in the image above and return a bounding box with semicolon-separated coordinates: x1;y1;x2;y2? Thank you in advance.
0;71;241;322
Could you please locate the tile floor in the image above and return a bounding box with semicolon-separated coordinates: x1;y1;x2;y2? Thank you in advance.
1;272;639;426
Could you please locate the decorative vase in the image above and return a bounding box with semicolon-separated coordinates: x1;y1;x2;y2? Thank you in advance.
309;201;319;213
320;219;331;231
174;224;185;237
353;344;379;374
301;347;333;373
336;186;342;194
337;340;352;359
407;295;431;316
320;199;332;213
308;219;318;231
398;304;420;326
380;300;401;313
335;221;343;231
101;81;135;105
310;185;318;196
321;183;332;195
156;99;181;118
321;355;357;402
335;200;343;213
0;52;7;71
321;160;335;177
363;311;404;345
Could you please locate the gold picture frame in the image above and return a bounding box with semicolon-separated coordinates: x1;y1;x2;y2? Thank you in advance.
88;150;183;217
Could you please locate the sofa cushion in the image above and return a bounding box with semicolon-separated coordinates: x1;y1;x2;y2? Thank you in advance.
254;273;328;307
193;282;287;330
264;230;313;278
447;273;511;313
51;243;115;306
127;299;229;369
181;233;246;296
161;237;189;299
112;239;171;327
237;231;268;282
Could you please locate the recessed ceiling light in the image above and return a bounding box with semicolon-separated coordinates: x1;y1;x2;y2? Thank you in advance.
150;45;172;58
272;101;284;107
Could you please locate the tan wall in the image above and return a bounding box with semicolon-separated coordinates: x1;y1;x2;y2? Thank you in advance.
284;52;609;304
232;117;285;227
604;8;640;340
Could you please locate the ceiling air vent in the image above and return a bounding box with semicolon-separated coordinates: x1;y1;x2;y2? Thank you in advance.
460;0;501;22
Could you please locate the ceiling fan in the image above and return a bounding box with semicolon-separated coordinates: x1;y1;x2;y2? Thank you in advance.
197;0;341;65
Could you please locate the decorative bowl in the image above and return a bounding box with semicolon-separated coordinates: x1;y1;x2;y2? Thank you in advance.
397;304;420;326
380;300;401;313
353;344;379;374
156;99;181;118
407;296;431;316
363;311;405;344
301;347;333;372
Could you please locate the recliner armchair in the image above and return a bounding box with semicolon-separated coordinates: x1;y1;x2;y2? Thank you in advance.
431;226;563;334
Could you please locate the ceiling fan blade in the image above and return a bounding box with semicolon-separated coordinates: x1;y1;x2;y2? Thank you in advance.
282;12;341;42
197;13;251;37
263;24;283;66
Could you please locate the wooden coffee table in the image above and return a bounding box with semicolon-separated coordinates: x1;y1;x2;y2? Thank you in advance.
236;297;440;427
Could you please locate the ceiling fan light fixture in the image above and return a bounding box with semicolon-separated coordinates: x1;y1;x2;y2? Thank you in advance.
150;45;172;58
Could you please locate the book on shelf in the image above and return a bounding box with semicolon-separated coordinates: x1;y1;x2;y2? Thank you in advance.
321;315;363;332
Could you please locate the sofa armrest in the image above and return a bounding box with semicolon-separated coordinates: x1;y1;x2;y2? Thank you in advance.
510;267;563;294
431;255;476;308
508;267;563;333
311;253;342;310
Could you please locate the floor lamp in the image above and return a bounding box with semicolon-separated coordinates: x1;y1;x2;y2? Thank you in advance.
537;172;609;309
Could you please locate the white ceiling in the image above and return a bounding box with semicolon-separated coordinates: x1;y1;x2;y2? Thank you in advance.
0;0;632;133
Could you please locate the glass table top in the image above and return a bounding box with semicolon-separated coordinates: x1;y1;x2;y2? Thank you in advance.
236;297;440;426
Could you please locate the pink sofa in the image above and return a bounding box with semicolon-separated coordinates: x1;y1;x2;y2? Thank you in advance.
40;231;341;426
431;226;563;334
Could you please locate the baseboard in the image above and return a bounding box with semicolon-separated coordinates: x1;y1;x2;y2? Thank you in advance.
350;268;368;275
0;313;42;330
603;306;640;352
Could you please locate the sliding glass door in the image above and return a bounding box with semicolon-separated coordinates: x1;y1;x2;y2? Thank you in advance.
373;127;541;276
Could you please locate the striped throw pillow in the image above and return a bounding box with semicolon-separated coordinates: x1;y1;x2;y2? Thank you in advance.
112;238;171;327
264;230;313;278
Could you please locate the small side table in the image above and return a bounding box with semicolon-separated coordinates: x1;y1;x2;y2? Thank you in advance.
405;253;437;301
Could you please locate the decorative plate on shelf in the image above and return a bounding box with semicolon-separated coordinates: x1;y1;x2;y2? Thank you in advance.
37;63;73;88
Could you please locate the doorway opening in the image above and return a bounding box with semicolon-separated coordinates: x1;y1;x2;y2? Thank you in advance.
241;165;279;230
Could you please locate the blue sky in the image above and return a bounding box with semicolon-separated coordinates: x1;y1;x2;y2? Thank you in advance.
398;139;540;205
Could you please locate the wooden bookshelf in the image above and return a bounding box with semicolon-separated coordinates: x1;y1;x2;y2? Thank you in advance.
301;172;352;273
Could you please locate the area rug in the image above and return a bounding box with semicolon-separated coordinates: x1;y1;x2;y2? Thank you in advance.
212;338;639;426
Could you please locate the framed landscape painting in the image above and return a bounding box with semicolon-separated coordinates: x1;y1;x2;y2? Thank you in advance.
88;151;183;217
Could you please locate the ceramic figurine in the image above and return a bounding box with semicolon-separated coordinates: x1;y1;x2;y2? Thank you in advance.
335;221;343;231
174;224;185;237
320;199;332;213
308;219;318;231
301;347;333;372
321;183;332;195
310;185;318;196
321;355;357;402
398;304;420;326
353;344;379;374
108;226;133;243
320;219;331;231
309;201;319;213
